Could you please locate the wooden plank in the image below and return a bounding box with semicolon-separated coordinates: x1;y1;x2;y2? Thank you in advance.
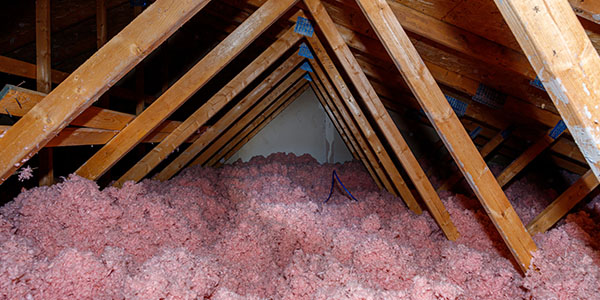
75;0;299;181
437;127;511;192
305;31;420;212
569;0;600;24
36;0;53;186
154;56;305;181
0;125;200;147
215;83;310;167
497;129;563;187
307;60;396;194
303;3;459;241
354;0;536;271
494;0;600;183
0;56;69;84
0;85;169;131
115;28;302;186
0;0;212;184
199;71;306;167
527;170;599;235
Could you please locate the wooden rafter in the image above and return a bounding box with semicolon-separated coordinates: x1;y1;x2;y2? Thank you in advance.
114;25;303;186
494;0;600;183
354;0;535;271
302;3;459;241
36;0;53;186
75;0;299;181
0;0;212;184
154;55;305;181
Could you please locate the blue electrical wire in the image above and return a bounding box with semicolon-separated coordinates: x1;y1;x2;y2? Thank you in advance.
324;170;359;203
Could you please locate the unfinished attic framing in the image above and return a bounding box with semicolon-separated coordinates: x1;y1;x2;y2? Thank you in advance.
1;0;600;298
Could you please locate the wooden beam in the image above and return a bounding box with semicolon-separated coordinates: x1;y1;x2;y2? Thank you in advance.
0;85;185;132
437;126;511;192
0;125;201;148
36;0;53;186
494;0;600;183
115;28;302;186
497;128;564;187
303;3;459;240
154;56;305;181
208;79;310;167
354;0;535;271
75;0;299;181
527;169;599;235
569;0;600;25
215;82;310;167
0;0;212;184
0;56;69;85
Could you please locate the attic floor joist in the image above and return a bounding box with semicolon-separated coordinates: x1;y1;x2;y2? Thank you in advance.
0;0;212;184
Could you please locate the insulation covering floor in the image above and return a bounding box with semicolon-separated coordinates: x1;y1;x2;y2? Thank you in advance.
1;153;599;299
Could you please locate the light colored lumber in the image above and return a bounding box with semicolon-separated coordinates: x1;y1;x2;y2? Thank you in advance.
0;85;175;131
0;0;212;184
75;0;298;181
569;0;600;24
527;170;599;235
494;0;600;183
115;28;302;186
497;129;562;187
154;55;304;181
0;56;69;84
355;0;535;271
202;70;307;167
307;60;396;194
304;3;459;241
437;127;511;192
215;82;310;167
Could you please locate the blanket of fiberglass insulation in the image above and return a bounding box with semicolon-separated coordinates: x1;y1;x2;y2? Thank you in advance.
1;153;599;299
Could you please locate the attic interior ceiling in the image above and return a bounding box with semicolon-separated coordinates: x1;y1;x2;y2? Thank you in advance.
1;0;600;273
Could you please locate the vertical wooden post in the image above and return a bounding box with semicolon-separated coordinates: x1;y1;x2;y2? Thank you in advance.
494;0;600;183
36;0;53;186
353;0;536;272
96;0;107;48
